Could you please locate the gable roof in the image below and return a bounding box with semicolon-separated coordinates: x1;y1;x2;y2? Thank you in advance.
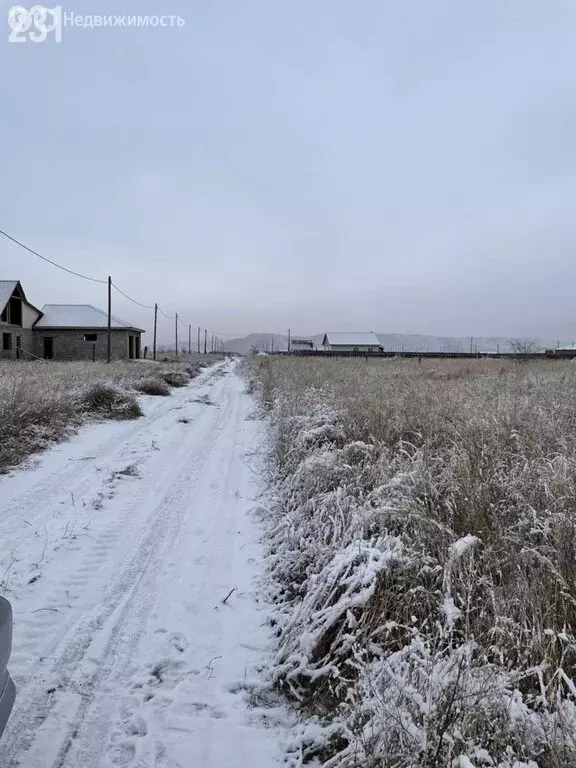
323;332;382;347
0;280;40;315
35;304;145;332
0;281;18;314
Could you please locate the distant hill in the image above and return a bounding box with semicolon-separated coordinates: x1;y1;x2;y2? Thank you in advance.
223;332;553;355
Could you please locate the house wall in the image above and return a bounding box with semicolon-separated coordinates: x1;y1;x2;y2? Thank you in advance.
0;326;35;361
33;329;142;361
0;298;42;360
325;345;381;353
0;299;40;330
22;302;41;328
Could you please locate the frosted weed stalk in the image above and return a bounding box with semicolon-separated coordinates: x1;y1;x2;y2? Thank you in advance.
248;356;576;767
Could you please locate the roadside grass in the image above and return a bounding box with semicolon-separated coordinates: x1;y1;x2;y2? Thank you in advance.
0;355;216;473
248;355;576;768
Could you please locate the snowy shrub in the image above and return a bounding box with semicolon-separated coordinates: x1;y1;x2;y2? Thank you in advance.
134;377;171;396
160;370;190;388
81;382;143;420
250;356;576;767
185;361;205;378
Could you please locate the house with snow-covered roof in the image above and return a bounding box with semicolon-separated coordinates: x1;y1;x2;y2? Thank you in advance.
0;280;145;361
35;304;144;361
321;332;383;353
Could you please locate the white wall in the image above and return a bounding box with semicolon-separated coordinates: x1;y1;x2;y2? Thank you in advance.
22;301;41;329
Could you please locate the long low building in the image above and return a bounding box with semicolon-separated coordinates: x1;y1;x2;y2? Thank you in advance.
0;280;144;361
322;332;383;353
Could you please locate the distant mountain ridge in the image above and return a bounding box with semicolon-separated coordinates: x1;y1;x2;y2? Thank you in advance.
223;333;556;355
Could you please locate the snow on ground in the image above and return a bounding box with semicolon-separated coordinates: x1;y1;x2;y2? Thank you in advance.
0;360;288;768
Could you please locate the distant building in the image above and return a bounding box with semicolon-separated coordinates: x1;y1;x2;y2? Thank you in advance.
545;345;576;359
0;280;145;361
290;338;314;352
322;332;383;353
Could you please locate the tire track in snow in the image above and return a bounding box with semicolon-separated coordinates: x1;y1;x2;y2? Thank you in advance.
60;378;243;768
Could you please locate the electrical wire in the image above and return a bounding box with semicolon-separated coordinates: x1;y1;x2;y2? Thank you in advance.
2;228;233;341
111;281;155;310
0;229;107;284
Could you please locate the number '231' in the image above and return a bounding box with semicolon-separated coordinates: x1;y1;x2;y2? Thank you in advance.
8;5;62;43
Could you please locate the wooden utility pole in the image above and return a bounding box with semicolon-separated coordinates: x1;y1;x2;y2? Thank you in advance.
204;328;207;354
107;276;112;364
153;303;158;361
287;328;291;354
188;324;191;355
175;313;178;356
197;326;201;353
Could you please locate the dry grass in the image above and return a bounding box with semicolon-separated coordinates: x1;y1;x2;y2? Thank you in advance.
249;356;576;767
0;355;211;473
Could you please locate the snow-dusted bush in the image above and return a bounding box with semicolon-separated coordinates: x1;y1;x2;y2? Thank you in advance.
134;377;171;396
185;361;206;378
160;370;190;388
80;382;143;420
250;356;576;767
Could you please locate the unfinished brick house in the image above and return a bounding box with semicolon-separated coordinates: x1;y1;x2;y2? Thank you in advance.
0;281;41;360
0;281;145;361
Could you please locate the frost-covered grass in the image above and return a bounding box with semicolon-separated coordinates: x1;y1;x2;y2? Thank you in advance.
0;356;210;472
248;356;576;768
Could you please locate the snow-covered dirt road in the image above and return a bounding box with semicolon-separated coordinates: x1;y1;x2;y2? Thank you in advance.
0;360;286;768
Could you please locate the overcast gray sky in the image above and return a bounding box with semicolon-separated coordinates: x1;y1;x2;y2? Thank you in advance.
2;0;576;342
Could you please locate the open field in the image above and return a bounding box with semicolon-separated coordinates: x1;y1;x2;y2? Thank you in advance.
0;355;224;473
248;355;576;767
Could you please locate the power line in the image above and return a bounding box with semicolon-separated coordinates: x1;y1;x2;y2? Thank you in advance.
111;281;155;310
2;228;234;340
0;228;107;284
